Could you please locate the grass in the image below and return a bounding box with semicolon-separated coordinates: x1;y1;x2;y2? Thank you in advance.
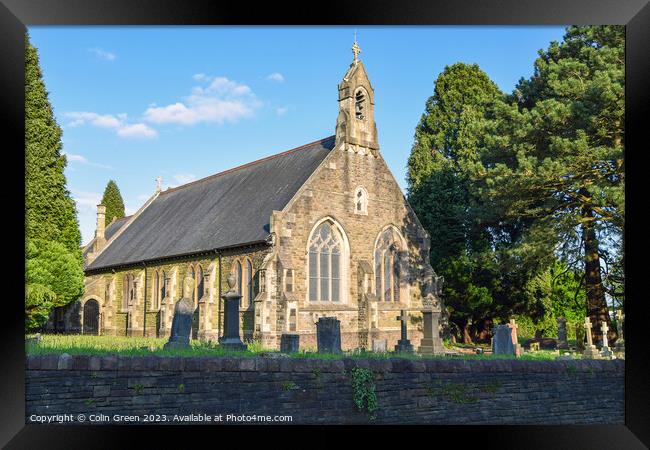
25;334;566;360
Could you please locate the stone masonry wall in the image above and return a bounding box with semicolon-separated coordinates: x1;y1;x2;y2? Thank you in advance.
25;356;624;425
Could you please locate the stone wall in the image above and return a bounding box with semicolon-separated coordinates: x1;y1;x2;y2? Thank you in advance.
25;355;624;425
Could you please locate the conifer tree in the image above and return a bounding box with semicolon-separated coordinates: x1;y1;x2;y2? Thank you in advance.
100;180;125;224
25;32;84;330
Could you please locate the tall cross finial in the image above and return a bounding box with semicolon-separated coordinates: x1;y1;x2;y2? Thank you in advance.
352;31;361;65
156;176;162;192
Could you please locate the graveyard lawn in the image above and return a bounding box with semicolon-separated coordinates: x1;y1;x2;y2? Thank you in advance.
26;335;565;360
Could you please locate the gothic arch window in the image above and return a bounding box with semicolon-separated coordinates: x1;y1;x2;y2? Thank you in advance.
308;219;348;303
374;227;406;302
196;265;204;304
354;186;368;215
232;258;255;307
123;273;135;310
161;271;168;303
152;270;160;310
246;259;254;306
355;88;366;120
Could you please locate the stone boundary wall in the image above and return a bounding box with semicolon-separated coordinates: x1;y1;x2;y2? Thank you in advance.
25;355;624;425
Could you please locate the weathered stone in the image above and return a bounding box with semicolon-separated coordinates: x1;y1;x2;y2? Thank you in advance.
280;334;300;353
419;309;445;355
557;317;568;350
218;274;247;351
371;339;387;353
163;277;195;350
316;317;342;354
394;310;413;353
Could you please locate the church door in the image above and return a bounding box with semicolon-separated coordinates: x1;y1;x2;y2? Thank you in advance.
82;299;100;335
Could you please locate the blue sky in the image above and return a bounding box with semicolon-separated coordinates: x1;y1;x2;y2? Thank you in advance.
28;26;567;245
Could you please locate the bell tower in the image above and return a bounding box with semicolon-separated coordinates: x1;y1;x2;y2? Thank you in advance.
335;37;379;156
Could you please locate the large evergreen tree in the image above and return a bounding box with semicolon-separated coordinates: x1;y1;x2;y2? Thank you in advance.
476;26;624;344
407;63;539;343
25;33;84;331
101;180;125;224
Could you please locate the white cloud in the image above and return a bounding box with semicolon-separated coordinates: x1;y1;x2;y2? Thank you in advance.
193;73;210;81
71;190;102;212
173;173;197;185
276;106;289;116
117;123;158;139
266;72;284;82
62;152;112;169
89;48;117;61
64;111;157;139
144;76;261;126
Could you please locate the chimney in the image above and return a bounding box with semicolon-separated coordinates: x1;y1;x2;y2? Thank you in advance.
96;204;106;241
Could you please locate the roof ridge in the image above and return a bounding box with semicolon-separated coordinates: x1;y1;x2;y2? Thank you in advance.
161;135;336;195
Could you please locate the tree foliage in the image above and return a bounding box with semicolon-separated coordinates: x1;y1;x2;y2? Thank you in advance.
101;180;125;224
25;33;84;331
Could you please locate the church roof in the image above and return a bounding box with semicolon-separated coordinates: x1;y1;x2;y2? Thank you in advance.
86;136;336;272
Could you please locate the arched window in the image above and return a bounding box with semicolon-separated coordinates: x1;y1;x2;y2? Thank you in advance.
308;220;346;302
236;261;243;296
152;270;160;310
374;227;404;302
355;89;366;120
160;271;167;303
354;186;368;215
123;274;135;309
246;259;254;306
196;265;204;303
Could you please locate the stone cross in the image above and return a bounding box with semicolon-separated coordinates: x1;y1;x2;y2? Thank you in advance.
394;309;413;353
156;176;162;192
584;317;594;347
352;35;361;64
600;322;609;349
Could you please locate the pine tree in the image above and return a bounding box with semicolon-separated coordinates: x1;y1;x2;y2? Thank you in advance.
476;26;624;344
407;63;539;343
25;32;84;330
101;180;125;224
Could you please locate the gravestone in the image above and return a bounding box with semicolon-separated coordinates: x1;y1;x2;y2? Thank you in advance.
508;319;523;357
600;322;613;359
529;342;540;352
576;324;586;352
280;334;300;353
492;324;515;356
316;317;342;353
163;277;195;350
419;308;445;355
557;317;568;350
582;317;600;359
394;310;413;353
218;274;247;351
372;339;387;352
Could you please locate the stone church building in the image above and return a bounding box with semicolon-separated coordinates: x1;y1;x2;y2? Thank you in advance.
48;43;445;351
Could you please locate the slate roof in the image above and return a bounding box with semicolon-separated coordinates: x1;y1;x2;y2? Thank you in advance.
86;136;336;272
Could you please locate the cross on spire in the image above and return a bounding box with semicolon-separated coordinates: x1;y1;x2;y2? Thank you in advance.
156;176;162;192
352;31;361;65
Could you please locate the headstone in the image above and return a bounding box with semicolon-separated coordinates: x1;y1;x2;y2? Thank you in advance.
600;322;614;359
316;317;342;353
218;274;247;351
576;324;586;352
492;324;515;356
163;277;195;350
582;317;600;359
508;319;523;357
557;317;568;350
419;308;445;355
372;339;387;352
394;310;413;353
280;334;300;353
529;342;540;352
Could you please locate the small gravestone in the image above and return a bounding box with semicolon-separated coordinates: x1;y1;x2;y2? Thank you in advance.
529;342;540;352
280;334;300;353
508;319;523;357
372;339;387;352
576;324;586;352
394;310;413;353
557;317;568;350
316;317;342;353
419;308;445;355
582;317;600;359
599;322;614;359
492;324;515;356
218;274;247;351
163;277;195;350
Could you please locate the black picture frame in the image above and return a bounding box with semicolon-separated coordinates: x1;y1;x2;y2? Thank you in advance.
2;0;648;447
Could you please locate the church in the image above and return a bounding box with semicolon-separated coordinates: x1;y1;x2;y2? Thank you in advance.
49;41;445;351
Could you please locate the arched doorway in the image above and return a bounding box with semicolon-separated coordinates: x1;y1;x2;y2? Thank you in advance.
82;299;100;335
